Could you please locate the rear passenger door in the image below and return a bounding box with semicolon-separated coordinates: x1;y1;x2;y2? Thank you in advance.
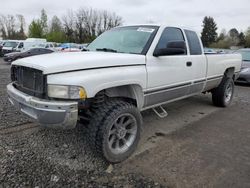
184;30;207;94
145;27;194;107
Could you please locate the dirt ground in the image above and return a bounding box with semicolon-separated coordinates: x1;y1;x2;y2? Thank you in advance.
1;58;250;188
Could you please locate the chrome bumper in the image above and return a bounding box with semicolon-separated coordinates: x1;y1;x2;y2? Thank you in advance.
7;83;78;129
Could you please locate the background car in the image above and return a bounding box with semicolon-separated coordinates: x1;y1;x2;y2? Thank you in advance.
204;48;217;54
235;48;250;84
3;48;54;63
0;41;5;57
57;43;81;52
1;40;24;55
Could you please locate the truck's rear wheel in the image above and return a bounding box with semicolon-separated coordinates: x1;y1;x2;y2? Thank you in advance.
212;77;234;107
88;100;142;163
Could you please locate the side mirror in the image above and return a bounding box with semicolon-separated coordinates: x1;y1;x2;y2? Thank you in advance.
153;41;186;57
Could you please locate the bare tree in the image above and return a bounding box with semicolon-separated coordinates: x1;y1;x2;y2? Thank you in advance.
62;10;76;42
0;14;18;39
62;7;122;43
16;14;26;39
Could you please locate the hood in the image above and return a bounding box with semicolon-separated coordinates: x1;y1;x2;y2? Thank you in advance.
12;51;146;74
2;47;14;50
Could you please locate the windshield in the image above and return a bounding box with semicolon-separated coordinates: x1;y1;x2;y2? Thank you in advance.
4;41;18;48
238;50;250;61
87;26;158;54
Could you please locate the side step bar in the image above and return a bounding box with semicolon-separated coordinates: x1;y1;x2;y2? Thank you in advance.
153;106;168;118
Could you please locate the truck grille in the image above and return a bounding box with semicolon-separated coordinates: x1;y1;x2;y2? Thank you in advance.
11;65;46;98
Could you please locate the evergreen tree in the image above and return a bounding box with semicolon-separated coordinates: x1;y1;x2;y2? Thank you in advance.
238;32;246;47
28;9;48;38
47;16;66;42
229;28;239;46
201;16;218;47
28;20;43;38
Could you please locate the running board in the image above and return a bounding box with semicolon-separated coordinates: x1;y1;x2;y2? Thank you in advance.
153;106;168;118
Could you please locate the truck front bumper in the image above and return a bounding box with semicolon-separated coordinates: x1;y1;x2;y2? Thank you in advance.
7;83;78;129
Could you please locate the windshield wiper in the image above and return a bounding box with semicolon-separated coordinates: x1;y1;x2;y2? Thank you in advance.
96;48;117;53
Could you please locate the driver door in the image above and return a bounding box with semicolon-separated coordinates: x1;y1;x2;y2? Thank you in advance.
145;27;194;107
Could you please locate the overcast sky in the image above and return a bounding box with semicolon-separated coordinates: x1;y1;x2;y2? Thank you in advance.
1;0;250;33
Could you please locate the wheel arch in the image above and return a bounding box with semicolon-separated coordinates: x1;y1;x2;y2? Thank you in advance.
94;84;145;110
224;67;235;79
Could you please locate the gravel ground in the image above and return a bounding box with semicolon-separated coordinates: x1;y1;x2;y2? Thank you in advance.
1;58;250;188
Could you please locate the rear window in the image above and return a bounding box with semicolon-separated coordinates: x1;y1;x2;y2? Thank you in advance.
184;30;202;55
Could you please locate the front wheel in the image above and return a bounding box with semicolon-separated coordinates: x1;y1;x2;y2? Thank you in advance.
87;100;142;163
212;77;234;107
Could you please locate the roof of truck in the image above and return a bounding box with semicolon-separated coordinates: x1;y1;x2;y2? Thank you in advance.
116;24;198;32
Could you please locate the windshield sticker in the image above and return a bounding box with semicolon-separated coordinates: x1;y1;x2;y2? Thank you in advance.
137;27;155;33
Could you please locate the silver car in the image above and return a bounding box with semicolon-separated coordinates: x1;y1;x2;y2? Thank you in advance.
235;49;250;84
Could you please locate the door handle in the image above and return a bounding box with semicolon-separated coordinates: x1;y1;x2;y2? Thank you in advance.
186;62;192;67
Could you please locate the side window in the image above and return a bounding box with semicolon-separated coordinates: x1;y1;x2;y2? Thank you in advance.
156;27;185;50
184;30;202;55
18;42;23;48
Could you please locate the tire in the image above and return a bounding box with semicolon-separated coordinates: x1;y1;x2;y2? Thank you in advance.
87;100;142;163
212;77;234;107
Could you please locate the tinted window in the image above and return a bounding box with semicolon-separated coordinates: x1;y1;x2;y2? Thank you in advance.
18;42;23;48
184;30;202;55
156;27;185;50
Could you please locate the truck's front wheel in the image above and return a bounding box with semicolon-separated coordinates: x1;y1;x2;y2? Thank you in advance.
212;77;234;107
88;100;142;163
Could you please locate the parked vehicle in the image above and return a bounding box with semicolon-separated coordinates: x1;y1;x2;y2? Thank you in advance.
2;40;24;55
3;48;54;63
23;38;47;51
204;48;217;54
0;41;4;56
235;48;250;84
7;25;242;163
0;40;5;46
58;43;81;52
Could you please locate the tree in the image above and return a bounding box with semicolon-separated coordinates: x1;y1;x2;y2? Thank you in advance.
62;10;76;42
217;29;227;42
28;20;43;38
245;27;250;48
229;28;239;46
40;9;48;35
28;9;49;38
238;32;246;47
47;16;66;42
0;14;26;39
201;16;218;47
62;8;122;43
16;14;26;39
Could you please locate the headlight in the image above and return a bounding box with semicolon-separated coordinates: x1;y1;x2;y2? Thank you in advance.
47;85;87;99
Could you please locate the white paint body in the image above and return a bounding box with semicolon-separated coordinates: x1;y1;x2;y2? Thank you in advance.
12;25;242;110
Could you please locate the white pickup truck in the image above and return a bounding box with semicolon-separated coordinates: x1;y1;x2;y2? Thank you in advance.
7;25;242;162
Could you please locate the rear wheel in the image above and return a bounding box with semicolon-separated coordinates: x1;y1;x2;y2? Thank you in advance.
87;100;142;163
212;77;234;107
